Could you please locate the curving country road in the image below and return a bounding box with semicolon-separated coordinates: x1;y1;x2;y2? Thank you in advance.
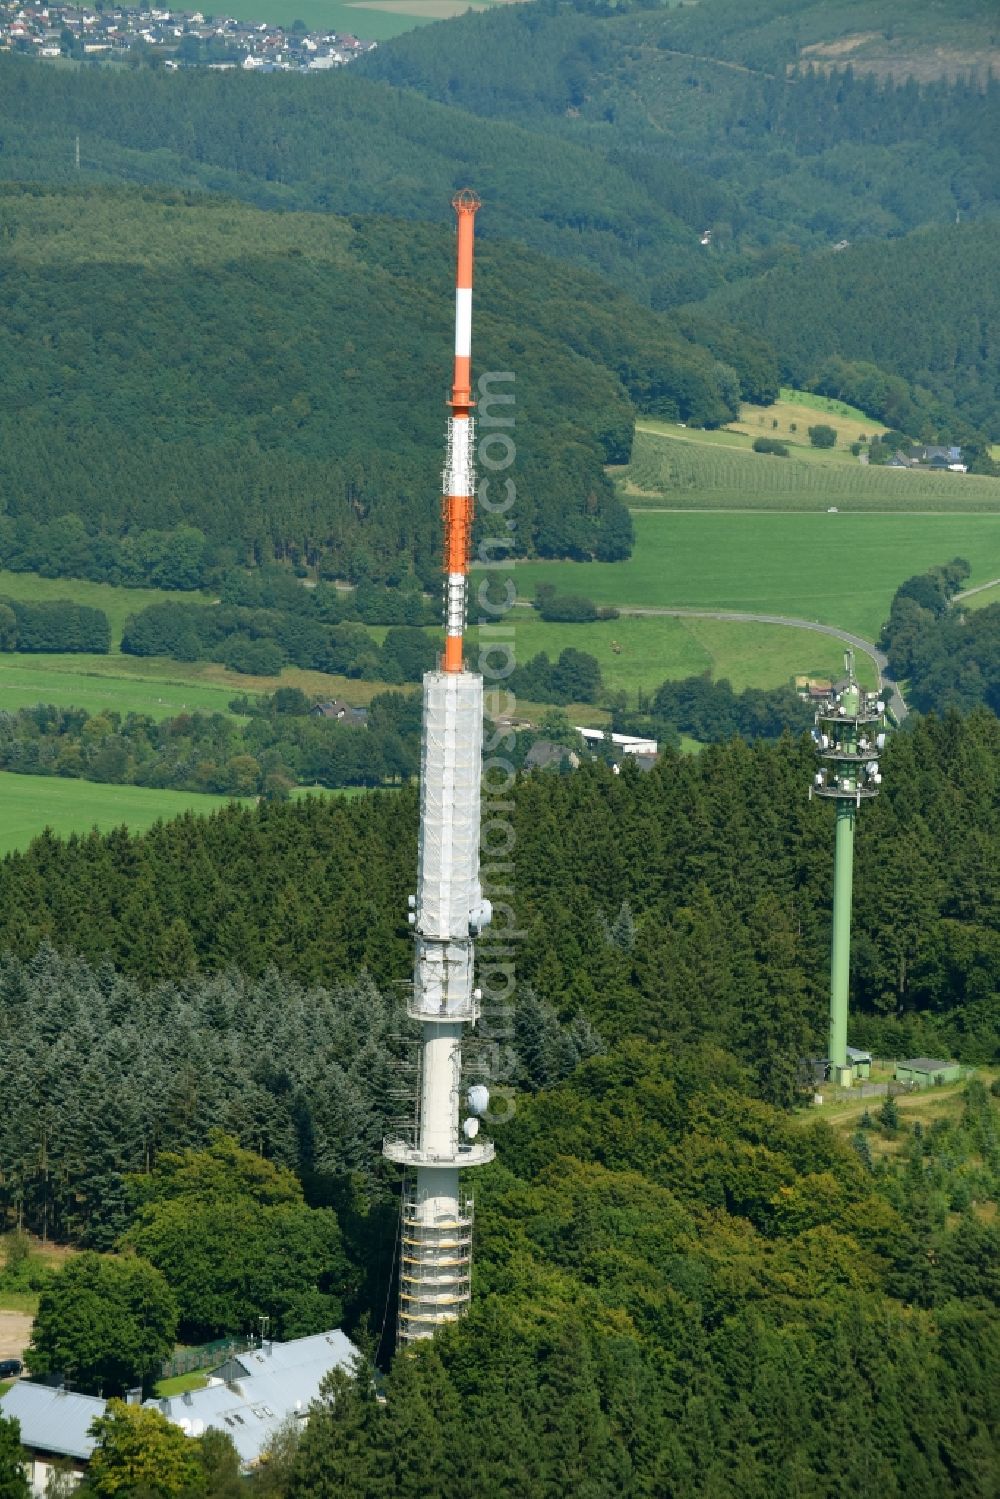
608;604;909;722
954;577;1000;602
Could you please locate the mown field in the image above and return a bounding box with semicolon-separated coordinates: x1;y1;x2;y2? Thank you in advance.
0;570;199;647
0;773;369;856
0;651;406;721
0;770;249;855
486;611;876;696
961;581;1000;612
500;512;1000;642
215;0;515;41
727;387;876;453
624;428;1000;511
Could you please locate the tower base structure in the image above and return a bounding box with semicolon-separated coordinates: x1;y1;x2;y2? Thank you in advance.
384;668;493;1345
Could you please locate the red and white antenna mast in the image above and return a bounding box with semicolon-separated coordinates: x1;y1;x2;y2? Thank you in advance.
383;192;494;1344
442;188;480;673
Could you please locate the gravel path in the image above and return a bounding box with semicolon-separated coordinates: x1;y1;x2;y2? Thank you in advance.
0;1312;32;1360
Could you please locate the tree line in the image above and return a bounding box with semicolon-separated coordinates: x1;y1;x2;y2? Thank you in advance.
0;692;420;797
880;559;1000;716
0;709;995;1069
0;596;109;654
121;600;437;683
613;670;814;743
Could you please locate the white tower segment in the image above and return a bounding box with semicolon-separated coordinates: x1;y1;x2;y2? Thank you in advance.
383;191;493;1344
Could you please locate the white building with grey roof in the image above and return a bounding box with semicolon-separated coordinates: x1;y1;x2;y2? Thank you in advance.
0;1327;358;1491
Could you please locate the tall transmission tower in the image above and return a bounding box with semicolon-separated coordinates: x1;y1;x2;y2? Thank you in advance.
383;192;494;1343
810;651;887;1087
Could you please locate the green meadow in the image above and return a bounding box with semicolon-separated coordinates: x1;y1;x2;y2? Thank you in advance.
480;611;876;696
0;771;248;855
216;0;511;43
0;570;199;649
961;581;1000;612
498;512;1000;643
0;652;404;721
0;775;371;856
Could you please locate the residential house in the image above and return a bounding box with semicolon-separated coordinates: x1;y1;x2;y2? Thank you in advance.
0;1383;105;1496
310;699;368;725
523;740;580;772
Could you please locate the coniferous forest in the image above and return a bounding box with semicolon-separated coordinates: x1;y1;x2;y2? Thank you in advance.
0;0;997;1493
0;715;998;1492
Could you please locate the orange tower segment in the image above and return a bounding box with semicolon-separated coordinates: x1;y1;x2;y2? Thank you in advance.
442;190;480;674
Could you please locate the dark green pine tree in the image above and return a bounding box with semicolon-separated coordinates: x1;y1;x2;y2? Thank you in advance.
382;1344;461;1499
0;1415;29;1499
535;1317;631;1498
287;1357;383;1499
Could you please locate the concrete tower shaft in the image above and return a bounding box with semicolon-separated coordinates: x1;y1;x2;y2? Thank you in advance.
383;193;493;1345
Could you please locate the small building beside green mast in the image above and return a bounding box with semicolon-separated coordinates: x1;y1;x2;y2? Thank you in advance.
810;652;887;1088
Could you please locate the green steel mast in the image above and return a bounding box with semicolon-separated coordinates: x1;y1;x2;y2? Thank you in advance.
811;653;887;1088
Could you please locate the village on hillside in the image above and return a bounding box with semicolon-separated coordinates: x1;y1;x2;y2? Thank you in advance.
0;2;377;70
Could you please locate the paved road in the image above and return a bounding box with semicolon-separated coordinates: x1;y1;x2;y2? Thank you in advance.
954;577;1000;601
612;604;909;722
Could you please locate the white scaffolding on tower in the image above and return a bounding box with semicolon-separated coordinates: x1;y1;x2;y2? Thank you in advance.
382;191;493;1345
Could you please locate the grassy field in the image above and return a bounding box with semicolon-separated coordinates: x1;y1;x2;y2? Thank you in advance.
0;571;199;649
961;581;1000;612
817;1070;997;1139
0;771;251;855
635;419;861;468
625;428;1000;511
216;0;517;41
490;610;876;696
155;1370;211;1398
728;387;876;452
497;512;1000;642
0;649;413;721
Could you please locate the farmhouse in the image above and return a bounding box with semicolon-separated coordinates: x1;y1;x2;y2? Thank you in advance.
523;740;580;772
311;699;368;725
0;1383;103;1496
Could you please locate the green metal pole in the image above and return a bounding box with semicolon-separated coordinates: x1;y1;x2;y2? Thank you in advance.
828;799;855;1084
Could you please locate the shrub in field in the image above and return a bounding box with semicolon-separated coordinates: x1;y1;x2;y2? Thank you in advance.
534;584;619;622
752;438;789;456
808;424;837;448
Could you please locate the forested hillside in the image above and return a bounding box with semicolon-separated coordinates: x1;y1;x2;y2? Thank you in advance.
699;223;1000;438
0;183;763;578
0;57;719;307
1;712;996;1071
300;1058;999;1497
364;0;1000;252
0;718;997;1492
0;1;995;450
